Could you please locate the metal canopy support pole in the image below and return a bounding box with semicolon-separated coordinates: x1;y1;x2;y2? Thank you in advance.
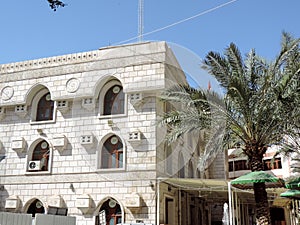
156;180;160;225
228;182;233;225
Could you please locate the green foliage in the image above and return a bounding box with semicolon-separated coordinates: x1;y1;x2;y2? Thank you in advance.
160;31;299;225
203;32;300;159
159;84;226;170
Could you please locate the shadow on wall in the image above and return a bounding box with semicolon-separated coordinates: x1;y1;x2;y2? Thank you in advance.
0;186;9;211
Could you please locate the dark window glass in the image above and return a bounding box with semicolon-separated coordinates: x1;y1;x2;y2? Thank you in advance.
36;93;54;121
101;136;123;169
27;199;45;217
263;158;282;170
104;85;124;115
31;141;49;171
229;160;248;172
95;199;121;225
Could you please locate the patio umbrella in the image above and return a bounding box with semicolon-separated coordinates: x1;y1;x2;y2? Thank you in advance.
231;171;285;189
285;177;300;189
280;189;300;199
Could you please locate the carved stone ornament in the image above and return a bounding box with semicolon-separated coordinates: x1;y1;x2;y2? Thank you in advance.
66;78;80;93
1;86;14;101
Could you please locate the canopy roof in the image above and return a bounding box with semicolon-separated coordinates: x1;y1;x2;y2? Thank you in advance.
285;177;300;189
280;189;300;198
159;177;228;191
231;171;285;189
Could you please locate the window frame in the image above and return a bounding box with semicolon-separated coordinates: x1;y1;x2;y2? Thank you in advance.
30;89;57;125
98;80;127;119
97;135;125;171
25;139;53;175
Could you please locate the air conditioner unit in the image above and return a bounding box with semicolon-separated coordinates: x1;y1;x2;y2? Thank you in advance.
28;161;41;171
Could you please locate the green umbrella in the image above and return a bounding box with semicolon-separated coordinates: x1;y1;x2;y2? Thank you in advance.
231;171;285;189
285;177;300;189
280;189;300;198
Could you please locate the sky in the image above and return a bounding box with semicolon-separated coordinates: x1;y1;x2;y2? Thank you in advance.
0;0;299;89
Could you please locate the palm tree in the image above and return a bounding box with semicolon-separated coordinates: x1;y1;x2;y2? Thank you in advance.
203;32;300;225
160;32;300;225
159;85;226;174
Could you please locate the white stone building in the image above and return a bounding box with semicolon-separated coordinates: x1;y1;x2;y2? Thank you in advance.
1;41;299;225
0;41;214;225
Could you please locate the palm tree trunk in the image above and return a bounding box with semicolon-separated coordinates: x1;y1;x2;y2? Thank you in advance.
253;182;271;225
250;154;271;225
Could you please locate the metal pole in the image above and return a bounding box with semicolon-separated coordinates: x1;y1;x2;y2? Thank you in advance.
138;0;144;42
228;181;233;225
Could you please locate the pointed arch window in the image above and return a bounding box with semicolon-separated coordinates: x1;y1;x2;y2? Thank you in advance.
103;85;124;115
27;199;45;217
95;199;122;225
29;141;50;172
36;93;54;121
101;136;123;169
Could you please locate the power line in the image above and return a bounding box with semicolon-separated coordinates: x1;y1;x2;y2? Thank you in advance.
116;0;238;45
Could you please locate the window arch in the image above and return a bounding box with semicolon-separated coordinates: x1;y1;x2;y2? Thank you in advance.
27;140;50;172
26;199;45;217
103;85;124;115
98;79;126;117
95;198;122;225
30;88;56;123
101;135;124;169
36;92;54;121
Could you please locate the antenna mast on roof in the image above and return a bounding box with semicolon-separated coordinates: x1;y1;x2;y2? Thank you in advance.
138;0;144;42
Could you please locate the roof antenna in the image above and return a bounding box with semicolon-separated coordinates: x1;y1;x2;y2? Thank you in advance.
138;0;144;42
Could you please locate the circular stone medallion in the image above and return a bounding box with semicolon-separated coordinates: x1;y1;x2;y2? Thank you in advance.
66;78;80;93
1;86;14;101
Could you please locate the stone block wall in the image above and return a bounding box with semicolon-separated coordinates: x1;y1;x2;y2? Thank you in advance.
0;41;187;225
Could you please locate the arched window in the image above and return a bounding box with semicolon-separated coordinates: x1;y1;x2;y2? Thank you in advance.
96;199;122;225
29;141;50;172
101;136;123;169
36;92;54;121
27;199;45;217
103;85;124;115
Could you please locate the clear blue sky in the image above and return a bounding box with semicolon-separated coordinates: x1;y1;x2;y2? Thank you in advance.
0;0;299;89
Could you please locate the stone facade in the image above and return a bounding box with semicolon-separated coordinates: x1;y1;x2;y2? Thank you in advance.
0;41;212;225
